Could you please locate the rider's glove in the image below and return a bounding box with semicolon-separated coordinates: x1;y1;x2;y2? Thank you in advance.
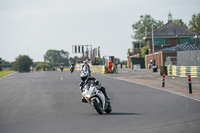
79;86;82;90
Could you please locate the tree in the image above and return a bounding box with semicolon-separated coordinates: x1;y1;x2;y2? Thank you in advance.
132;14;164;41
173;19;188;29
44;49;70;66
1;59;12;69
35;62;54;71
69;56;78;65
1;59;11;65
13;55;33;72
120;60;127;65
114;58;120;65
141;46;149;58
188;13;200;33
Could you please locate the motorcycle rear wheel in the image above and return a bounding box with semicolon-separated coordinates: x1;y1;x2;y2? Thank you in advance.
93;99;103;115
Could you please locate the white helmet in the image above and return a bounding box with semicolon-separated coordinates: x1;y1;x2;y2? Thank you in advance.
84;60;88;64
80;71;89;81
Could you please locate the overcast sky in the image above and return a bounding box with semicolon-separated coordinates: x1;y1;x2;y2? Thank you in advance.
0;0;200;62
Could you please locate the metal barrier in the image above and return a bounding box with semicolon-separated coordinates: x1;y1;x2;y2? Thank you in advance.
167;65;200;77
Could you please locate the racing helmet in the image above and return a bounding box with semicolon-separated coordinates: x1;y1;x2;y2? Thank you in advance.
80;71;88;81
83;60;88;64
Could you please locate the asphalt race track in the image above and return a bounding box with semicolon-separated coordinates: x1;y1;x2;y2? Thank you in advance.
0;71;200;133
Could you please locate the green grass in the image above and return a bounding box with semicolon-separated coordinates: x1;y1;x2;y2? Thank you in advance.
0;71;15;78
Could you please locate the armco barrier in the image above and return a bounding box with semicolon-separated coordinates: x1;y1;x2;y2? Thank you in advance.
167;65;200;77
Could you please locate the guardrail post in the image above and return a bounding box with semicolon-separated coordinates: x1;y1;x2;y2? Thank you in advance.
188;75;192;94
162;72;165;87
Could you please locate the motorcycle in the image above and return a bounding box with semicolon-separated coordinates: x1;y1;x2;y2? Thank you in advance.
60;65;64;72
81;80;112;115
70;65;74;73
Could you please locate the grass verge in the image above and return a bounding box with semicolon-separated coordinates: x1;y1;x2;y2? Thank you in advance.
0;71;15;78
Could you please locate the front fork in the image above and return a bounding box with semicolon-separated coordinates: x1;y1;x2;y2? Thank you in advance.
90;97;102;108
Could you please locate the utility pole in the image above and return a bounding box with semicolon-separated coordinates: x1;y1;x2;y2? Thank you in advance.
145;27;147;36
152;24;154;53
0;58;2;71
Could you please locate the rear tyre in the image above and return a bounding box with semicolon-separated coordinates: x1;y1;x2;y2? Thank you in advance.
93;99;103;115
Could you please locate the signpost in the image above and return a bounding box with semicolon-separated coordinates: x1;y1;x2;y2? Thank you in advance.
72;45;92;54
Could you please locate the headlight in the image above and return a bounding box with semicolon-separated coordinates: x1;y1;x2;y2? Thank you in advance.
86;94;91;98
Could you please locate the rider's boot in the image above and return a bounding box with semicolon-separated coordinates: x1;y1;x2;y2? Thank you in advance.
103;92;110;103
100;87;110;103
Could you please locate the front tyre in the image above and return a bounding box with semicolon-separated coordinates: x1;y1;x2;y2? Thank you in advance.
105;103;112;114
93;99;103;115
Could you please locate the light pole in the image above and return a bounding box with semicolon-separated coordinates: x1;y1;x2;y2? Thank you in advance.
145;27;147;36
152;24;154;53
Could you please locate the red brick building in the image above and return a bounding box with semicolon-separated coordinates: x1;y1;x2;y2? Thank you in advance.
127;13;196;68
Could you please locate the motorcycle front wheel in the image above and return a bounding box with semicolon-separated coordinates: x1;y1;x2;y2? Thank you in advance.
104;103;112;114
93;99;103;115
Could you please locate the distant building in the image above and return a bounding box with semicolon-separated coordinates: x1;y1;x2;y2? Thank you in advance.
132;41;145;56
145;44;200;69
145;23;196;54
127;41;145;68
127;13;199;68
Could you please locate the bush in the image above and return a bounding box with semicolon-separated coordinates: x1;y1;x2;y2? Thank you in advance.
12;55;33;72
35;62;54;71
141;46;149;58
160;66;168;75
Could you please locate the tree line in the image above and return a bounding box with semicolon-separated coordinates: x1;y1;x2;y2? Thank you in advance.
1;49;122;72
1;49;78;72
132;13;200;41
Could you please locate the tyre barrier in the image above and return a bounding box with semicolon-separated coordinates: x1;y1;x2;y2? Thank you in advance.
167;65;200;77
90;65;106;74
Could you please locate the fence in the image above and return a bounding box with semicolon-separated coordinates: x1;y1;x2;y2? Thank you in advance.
167;65;200;77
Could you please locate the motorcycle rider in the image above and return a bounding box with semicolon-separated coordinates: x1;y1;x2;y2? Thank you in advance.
79;64;110;103
60;63;64;71
81;60;91;76
70;62;74;73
